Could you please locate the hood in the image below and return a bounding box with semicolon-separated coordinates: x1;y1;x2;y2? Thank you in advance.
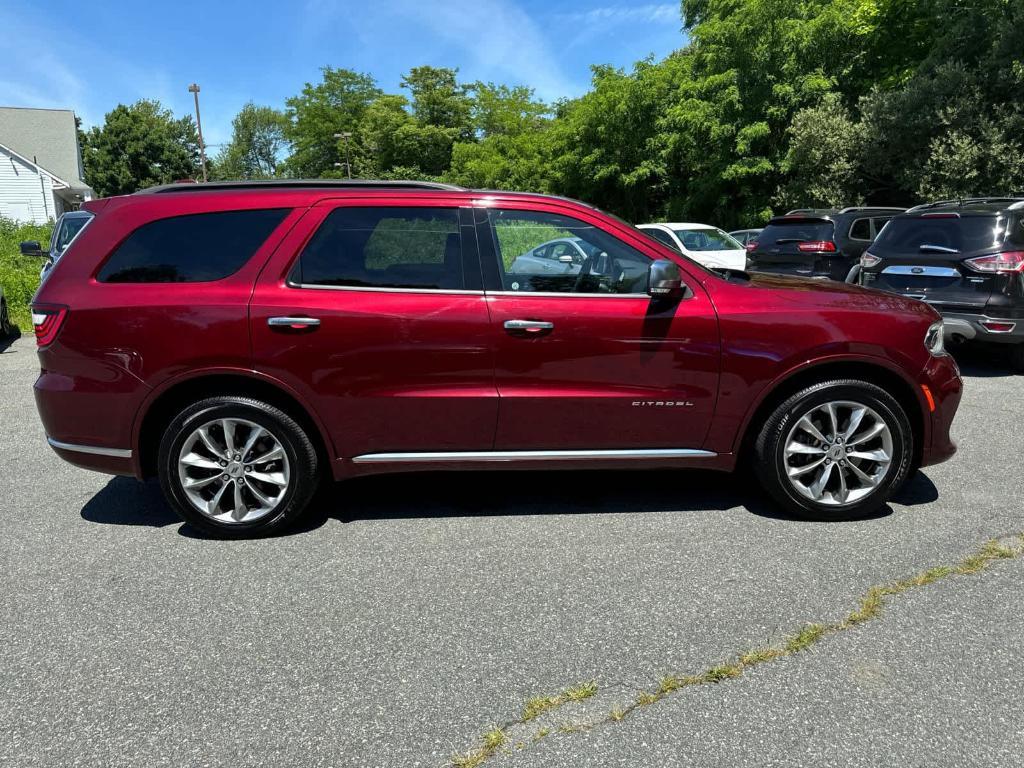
742;272;939;319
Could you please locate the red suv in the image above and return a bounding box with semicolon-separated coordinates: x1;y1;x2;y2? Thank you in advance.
31;181;962;537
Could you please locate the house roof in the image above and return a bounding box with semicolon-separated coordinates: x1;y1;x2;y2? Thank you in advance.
0;106;92;191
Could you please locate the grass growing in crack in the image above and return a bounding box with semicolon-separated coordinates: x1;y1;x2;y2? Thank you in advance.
521;680;598;721
450;535;1024;767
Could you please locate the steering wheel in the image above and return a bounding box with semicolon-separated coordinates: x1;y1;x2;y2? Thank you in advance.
572;250;623;293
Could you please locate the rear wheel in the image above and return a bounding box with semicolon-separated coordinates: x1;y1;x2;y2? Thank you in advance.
158;396;319;537
754;380;913;520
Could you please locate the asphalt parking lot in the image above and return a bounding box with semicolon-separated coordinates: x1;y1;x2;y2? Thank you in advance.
1;335;1022;768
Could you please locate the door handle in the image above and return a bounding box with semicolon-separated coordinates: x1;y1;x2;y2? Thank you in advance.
268;316;321;329
504;319;554;334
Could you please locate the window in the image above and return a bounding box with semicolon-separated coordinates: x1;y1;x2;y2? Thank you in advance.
295;207;464;290
488;209;651;294
758;220;835;246
671;228;742;251
871;217;893;238
98;209;288;283
848;218;872;241
643;227;680;252
872;215;1004;254
53;215;91;256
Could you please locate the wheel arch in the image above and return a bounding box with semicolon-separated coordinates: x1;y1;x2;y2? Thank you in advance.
736;358;926;469
134;370;334;480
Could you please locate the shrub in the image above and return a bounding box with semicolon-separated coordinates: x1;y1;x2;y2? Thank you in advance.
0;217;52;332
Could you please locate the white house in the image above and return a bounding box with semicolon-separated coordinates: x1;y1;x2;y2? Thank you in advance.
0;106;94;224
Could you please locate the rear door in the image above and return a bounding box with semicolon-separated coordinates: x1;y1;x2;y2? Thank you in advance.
748;217;838;278
863;213;1005;309
250;200;497;460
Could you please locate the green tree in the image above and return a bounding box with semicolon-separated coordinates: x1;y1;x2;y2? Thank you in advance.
283;67;381;177
468;82;547;137
216;103;290;180
777;93;866;209
82;100;200;196
400;66;473;137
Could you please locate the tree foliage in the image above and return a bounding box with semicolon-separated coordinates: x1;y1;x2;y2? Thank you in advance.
83;0;1024;224
82;100;201;196
215;103;289;180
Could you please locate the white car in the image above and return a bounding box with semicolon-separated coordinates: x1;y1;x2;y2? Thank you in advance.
637;223;747;272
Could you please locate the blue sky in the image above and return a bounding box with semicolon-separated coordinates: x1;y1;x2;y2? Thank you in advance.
0;1;686;148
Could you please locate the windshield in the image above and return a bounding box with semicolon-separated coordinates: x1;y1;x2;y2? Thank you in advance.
54;215;92;255
871;215;1004;254
672;228;742;251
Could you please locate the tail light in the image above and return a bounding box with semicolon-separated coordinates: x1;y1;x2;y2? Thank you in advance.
745;241;758;252
31;304;68;347
980;320;1016;333
797;240;837;253
860;251;881;268
963;251;1024;274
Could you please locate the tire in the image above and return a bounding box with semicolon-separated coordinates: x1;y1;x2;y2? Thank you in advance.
754;379;913;521
0;299;10;337
158;396;319;538
1010;343;1024;373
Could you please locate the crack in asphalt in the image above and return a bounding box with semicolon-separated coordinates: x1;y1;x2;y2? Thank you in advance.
449;533;1024;767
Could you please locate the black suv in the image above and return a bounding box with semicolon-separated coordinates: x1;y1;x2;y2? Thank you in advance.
747;207;905;281
858;198;1024;370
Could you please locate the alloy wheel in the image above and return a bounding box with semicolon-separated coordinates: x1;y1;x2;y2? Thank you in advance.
783;400;893;506
176;417;291;524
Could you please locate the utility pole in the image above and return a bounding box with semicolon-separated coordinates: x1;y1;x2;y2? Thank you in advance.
188;83;208;182
333;131;353;179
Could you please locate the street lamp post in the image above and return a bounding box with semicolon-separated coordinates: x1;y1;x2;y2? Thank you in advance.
333;131;353;179
188;83;208;182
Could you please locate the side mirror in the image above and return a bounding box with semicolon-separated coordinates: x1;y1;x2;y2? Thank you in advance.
558;254;574;264
20;241;47;257
647;259;685;298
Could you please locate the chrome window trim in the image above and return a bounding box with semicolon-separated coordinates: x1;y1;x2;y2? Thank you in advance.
484;290;651;299
47;437;132;459
352;448;717;464
881;265;960;277
847;217;873;242
289;282;485;296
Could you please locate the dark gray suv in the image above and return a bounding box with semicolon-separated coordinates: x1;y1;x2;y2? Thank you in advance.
747;207;905;281
858;198;1024;371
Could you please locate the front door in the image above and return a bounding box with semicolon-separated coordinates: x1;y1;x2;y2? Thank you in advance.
475;205;720;451
250;201;497;461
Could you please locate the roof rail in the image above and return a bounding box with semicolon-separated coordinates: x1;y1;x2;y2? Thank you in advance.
907;197;1024;212
136;179;467;194
837;206;906;214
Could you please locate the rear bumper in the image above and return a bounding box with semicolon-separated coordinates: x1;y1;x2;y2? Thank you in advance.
44;437;135;476
918;353;962;468
941;312;1024;344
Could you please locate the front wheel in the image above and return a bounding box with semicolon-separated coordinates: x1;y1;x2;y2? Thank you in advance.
754;380;913;520
158;396;319;537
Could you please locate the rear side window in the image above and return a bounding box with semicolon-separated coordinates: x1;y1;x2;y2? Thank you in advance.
758;220;835;245
872;215;1004;254
848;218;871;240
295;207;463;290
98;209;288;283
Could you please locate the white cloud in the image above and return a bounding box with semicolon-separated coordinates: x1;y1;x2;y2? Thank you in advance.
561;3;680;26
300;0;581;101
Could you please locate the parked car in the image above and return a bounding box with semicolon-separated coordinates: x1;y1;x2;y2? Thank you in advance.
32;180;960;537
0;284;10;337
507;237;647;289
637;223;747;272
747;207;905;281
728;228;763;248
858;198;1024;371
20;210;94;279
